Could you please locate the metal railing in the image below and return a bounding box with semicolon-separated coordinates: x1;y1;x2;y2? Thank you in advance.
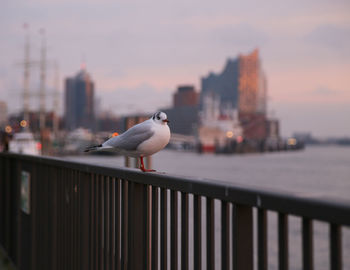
0;152;349;270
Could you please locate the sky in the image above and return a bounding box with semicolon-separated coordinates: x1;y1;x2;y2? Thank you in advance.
0;0;349;137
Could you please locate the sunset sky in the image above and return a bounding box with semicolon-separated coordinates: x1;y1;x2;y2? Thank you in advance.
1;0;349;137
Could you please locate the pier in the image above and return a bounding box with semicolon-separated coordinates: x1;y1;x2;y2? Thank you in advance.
1;152;349;269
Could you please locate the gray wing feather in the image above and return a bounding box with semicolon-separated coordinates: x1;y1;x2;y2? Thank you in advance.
103;122;154;151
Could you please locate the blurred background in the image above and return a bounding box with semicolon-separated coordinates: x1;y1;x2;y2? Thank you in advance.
1;1;350;269
1;0;349;143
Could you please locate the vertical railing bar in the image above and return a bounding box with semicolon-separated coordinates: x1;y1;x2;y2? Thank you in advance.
206;197;215;270
64;169;69;269
330;223;342;270
146;185;151;270
232;204;253;270
76;170;79;270
161;188;168;270
75;171;79;270
60;169;66;269
121;180;128;270
94;174;99;270
53;167;57;270
78;171;88;270
127;182;133;270
96;175;101;270
0;156;3;247
70;170;75;270
72;170;76;270
116;179;121;270
302;217;314;270
62;169;69;269
57;167;60;270
77;171;82;270
61;168;66;270
193;195;202;270
65;169;70;269
110;178;116;270
89;174;95;270
76;170;80;270
104;176;110;270
257;208;268;270
181;192;189;270
171;190;178;270
221;201;230;270
48;166;54;270
152;187;159;270
278;213;288;270
100;175;104;270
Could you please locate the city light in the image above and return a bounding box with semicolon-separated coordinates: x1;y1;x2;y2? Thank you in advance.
236;136;243;143
36;142;42;150
5;125;12;133
226;131;234;138
287;138;297;146
20;120;27;128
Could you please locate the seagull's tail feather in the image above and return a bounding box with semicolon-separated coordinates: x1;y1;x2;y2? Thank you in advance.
84;144;103;152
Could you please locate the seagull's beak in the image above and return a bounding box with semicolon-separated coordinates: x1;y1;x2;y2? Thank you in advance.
163;119;170;123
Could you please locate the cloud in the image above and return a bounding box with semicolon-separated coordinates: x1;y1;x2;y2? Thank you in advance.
211;23;268;48
304;24;350;54
98;83;172;116
312;86;338;96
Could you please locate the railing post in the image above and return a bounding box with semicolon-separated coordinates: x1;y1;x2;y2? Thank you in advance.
221;201;230;270
330;224;342;270
257;208;268;270
206;198;215;270
278;213;288;270
128;182;148;270
79;173;90;270
193;195;202;270
171;190;178;270
302;218;313;270
160;188;168;270
232;204;253;270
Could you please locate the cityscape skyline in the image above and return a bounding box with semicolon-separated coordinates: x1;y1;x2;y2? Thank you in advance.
0;0;349;137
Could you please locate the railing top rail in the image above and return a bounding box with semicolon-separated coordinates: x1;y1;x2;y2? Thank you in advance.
2;152;350;226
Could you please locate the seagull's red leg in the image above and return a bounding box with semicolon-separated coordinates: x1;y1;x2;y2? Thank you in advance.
139;156;156;172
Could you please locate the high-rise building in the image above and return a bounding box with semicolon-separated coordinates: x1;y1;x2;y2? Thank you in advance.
64;68;95;130
201;49;267;116
201;59;240;110
201;49;268;139
173;85;198;107
162;85;199;135
238;49;267;115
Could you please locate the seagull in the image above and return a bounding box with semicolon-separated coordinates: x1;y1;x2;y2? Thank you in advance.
85;111;170;172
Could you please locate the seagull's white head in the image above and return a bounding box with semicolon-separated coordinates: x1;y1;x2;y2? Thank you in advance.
152;111;169;125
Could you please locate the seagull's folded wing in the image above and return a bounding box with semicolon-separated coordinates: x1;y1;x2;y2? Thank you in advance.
103;122;154;151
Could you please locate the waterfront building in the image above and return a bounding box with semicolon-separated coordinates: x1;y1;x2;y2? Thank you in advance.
173;85;199;107
0;101;8;127
162;85;199;135
201;49;267;115
201;59;239;110
238;49;267;115
201;49;268;140
198;93;243;152
8;111;60;133
96;111;122;132
64;68;95;131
